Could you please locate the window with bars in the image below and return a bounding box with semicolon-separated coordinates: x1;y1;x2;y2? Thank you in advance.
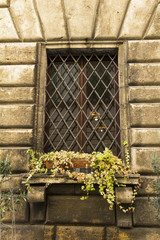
44;51;121;157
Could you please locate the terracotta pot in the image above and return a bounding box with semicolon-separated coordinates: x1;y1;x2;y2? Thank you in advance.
45;158;91;169
45;160;54;170
71;158;91;168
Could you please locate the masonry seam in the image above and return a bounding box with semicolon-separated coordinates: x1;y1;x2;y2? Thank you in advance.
8;6;22;41
32;0;46;41
61;0;70;41
117;0;131;39
91;0;100;40
142;0;159;39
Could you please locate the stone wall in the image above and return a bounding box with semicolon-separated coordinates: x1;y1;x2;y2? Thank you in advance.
0;0;160;239
0;43;37;172
1;0;160;41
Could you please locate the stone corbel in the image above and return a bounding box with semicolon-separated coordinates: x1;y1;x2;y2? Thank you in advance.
27;186;46;203
115;174;140;228
26;185;46;223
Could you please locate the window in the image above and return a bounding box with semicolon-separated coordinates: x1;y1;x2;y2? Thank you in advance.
44;51;121;156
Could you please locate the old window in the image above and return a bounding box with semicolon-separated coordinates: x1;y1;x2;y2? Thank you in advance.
44;51;121;156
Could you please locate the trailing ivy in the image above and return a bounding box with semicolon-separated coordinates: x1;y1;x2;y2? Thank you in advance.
26;143;140;213
0;155;26;240
148;154;160;217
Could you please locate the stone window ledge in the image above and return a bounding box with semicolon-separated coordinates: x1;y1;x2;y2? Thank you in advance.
22;173;140;185
22;173;140;203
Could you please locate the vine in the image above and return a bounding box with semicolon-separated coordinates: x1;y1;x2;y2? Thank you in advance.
0;155;26;240
25;143;140;213
148;154;160;217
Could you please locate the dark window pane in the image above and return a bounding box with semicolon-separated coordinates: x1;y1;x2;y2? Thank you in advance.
44;53;121;156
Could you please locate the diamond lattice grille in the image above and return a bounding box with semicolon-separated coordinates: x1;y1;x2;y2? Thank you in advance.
44;53;121;156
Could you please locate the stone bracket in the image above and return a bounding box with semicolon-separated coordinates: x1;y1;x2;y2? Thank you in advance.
115;174;140;228
115;187;133;204
26;185;46;223
27;186;46;203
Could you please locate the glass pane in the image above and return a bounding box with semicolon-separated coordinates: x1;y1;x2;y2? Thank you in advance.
44;53;121;156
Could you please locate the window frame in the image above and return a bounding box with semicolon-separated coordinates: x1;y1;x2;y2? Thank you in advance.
34;41;129;160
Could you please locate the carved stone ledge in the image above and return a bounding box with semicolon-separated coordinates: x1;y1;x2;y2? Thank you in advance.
115;174;140;185
22;173;77;185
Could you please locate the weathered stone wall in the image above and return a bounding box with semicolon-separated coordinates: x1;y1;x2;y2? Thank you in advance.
0;0;160;239
0;43;37;172
1;0;160;42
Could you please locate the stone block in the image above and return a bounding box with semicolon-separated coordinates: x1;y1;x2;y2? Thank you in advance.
55;226;105;240
3;198;29;223
0;105;34;127
46;195;115;224
44;225;55;240
128;40;160;62
138;176;157;195
131;147;160;173
10;0;43;41
0;0;9;7
130;128;160;146
133;197;160;226
64;0;97;39
1;225;44;240
0;87;35;103
130;103;160;127
119;0;156;39
116;187;133;204
0;43;37;64
35;0;66;40
47;183;74;195
0;8;19;41
129;86;160;102
0;129;33;146
30;202;46;223
48;183;99;196
95;0;129;39
0;65;35;86
74;183;99;195
1;174;23;193
106;226;160;240
116;206;132;228
0;149;30;172
128;63;160;86
145;4;160;39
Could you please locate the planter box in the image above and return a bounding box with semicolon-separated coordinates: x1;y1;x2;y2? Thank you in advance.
45;158;91;169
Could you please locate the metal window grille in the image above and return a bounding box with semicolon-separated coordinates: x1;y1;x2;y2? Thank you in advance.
44;52;121;157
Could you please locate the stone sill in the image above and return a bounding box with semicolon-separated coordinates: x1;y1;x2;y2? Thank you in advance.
22;173;140;203
22;173;140;185
22;173;77;185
